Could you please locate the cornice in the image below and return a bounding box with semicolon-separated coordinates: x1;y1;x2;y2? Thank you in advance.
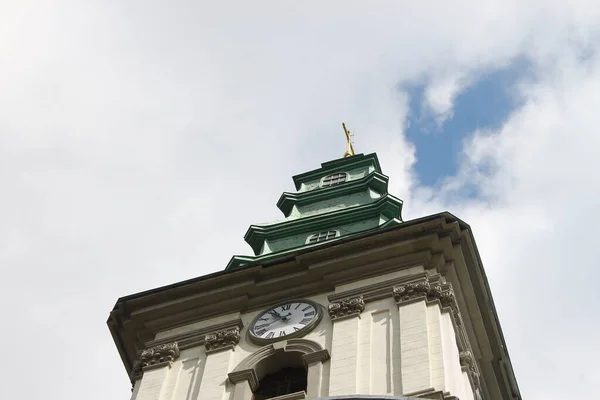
244;195;403;255
277;171;389;217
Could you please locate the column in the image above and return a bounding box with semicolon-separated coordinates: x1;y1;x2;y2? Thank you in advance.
327;296;365;397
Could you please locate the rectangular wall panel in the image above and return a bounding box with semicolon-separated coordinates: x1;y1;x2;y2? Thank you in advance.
172;357;202;400
427;303;444;390
399;300;432;394
370;310;391;395
357;312;371;394
196;350;232;400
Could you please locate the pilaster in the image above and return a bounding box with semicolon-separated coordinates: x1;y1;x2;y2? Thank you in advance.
196;327;241;400
394;276;480;400
327;295;365;396
131;342;180;400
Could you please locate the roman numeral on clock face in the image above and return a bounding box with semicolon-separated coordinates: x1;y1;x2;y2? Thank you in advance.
299;317;312;325
281;304;291;311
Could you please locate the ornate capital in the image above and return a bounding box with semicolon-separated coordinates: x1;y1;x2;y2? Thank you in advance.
394;277;462;325
393;278;431;302
139;342;180;371
459;350;474;369
130;360;143;382
328;296;365;320
459;350;481;390
205;328;240;352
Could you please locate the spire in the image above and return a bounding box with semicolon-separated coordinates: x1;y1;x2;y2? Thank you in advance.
342;122;356;157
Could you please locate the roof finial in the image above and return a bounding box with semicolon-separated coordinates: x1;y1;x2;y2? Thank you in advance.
342;122;356;157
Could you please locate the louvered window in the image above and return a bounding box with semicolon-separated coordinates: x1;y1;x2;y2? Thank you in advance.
321;172;347;187
307;230;338;244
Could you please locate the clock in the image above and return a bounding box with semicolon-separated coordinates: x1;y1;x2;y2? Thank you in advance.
248;299;323;344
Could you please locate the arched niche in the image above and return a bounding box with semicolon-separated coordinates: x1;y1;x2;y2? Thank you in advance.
228;338;330;400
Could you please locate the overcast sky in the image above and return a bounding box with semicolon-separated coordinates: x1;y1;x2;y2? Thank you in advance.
1;1;599;398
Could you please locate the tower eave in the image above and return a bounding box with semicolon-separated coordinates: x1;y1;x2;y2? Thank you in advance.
276;171;390;217
245;195;403;256
292;153;382;190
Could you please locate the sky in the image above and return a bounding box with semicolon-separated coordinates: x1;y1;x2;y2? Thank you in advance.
1;1;599;398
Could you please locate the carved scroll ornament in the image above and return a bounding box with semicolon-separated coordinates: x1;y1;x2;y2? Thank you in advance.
205;327;241;352
327;296;365;320
459;350;481;389
140;342;180;368
393;278;461;324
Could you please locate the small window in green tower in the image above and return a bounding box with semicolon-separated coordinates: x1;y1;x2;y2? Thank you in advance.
321;172;347;187
307;230;338;244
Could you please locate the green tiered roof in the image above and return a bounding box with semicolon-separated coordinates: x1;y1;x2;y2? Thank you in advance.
226;153;403;270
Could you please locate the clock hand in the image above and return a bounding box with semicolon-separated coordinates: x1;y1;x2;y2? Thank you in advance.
280;312;292;321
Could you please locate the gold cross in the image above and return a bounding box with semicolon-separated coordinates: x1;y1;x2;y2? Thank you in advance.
342;122;356;157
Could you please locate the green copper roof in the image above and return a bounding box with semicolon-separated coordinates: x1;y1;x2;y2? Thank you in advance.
226;152;403;270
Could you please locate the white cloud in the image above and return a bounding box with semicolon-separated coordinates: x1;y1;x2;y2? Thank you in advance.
423;75;466;124
1;1;600;398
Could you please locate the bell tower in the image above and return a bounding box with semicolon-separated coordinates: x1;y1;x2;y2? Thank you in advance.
108;132;521;400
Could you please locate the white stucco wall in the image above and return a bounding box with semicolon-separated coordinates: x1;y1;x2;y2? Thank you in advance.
133;271;473;400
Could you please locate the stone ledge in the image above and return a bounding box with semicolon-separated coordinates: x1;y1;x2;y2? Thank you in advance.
144;318;243;351
328;272;429;305
314;396;432;400
268;391;306;400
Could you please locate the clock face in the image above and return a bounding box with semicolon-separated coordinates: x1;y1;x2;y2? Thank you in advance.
248;300;322;343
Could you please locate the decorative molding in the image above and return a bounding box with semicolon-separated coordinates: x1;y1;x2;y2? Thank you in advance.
459;350;474;370
229;338;330;392
327;296;365;320
232;338;329;374
139;342;180;371
460;350;481;392
327;270;429;304
393;276;462;326
268;391;306;400
228;368;259;391
409;388;459;400
302;349;330;365
205;327;241;353
393;278;431;301
130;360;143;382
145;318;243;351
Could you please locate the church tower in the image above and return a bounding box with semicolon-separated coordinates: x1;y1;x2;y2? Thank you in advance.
108;129;521;400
